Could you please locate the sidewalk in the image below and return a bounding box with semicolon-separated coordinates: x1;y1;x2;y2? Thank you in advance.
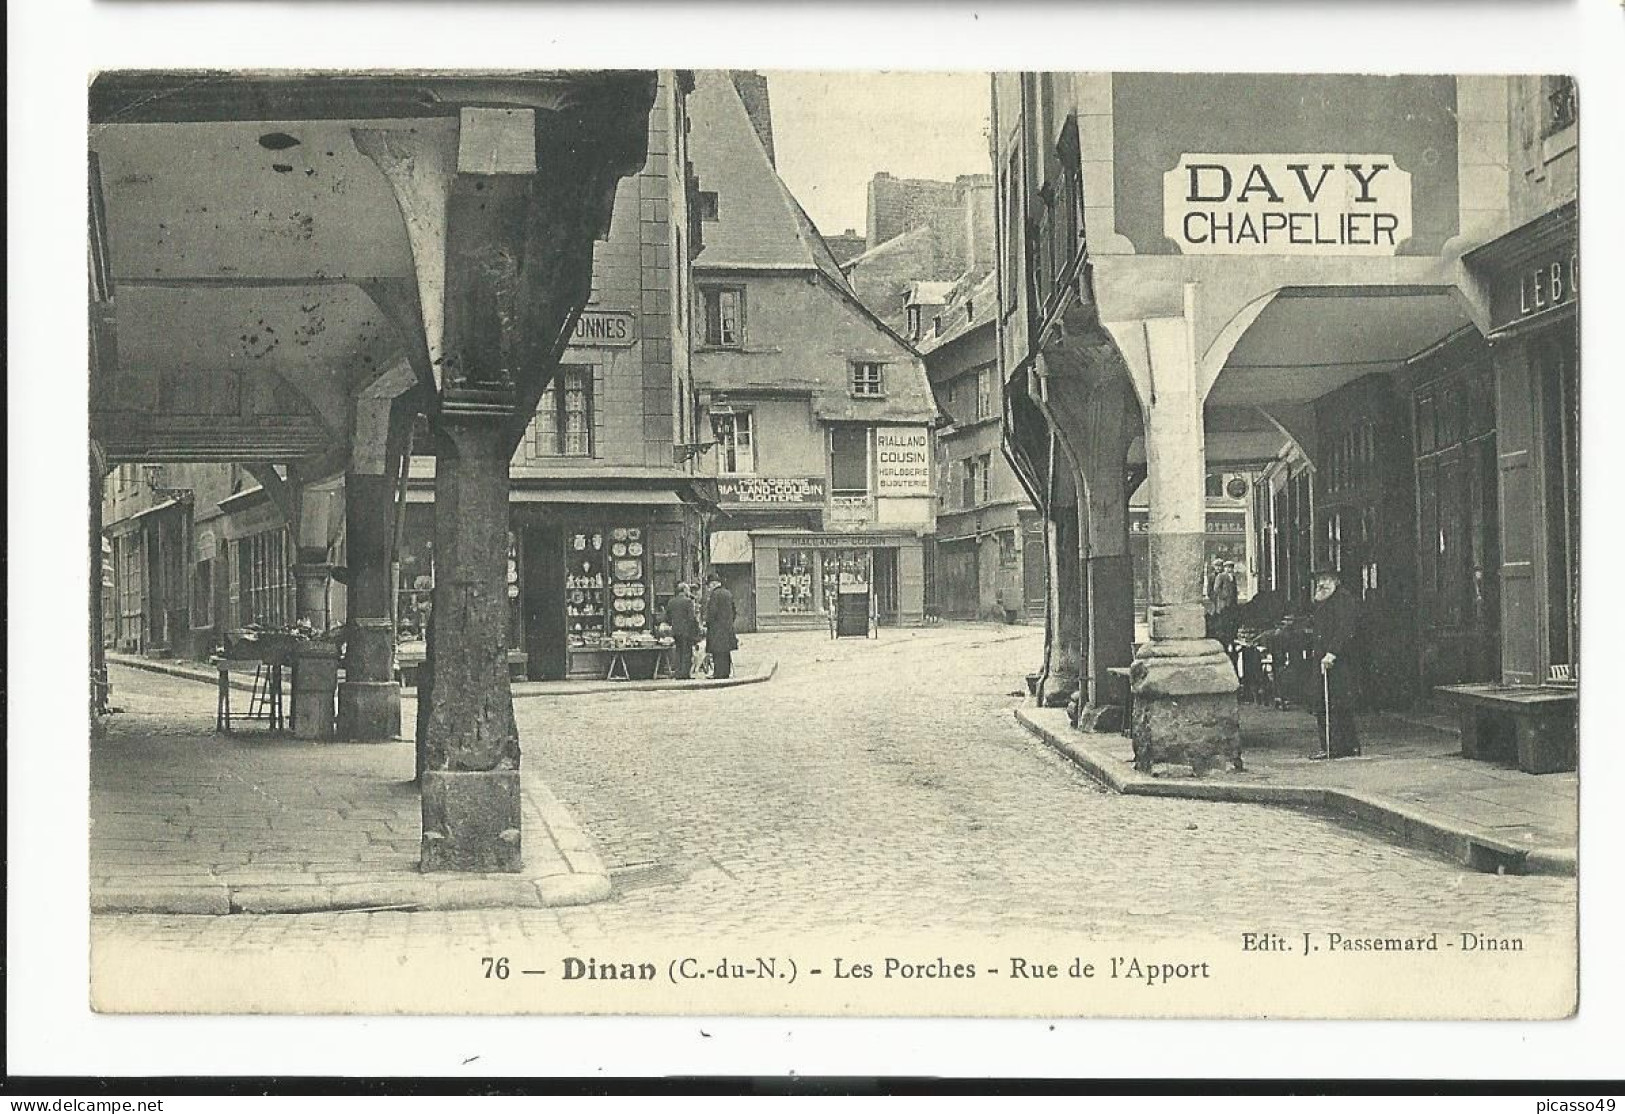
106;650;776;699
1016;702;1576;876
92;668;613;915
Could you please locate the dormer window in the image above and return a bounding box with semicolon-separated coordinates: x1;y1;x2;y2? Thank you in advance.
906;304;922;339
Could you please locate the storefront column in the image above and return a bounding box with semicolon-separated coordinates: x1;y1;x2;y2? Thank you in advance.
420;415;522;872
1125;317;1240;773
338;471;402;741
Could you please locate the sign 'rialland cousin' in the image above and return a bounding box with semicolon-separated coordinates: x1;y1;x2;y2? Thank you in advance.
1164;155;1413;256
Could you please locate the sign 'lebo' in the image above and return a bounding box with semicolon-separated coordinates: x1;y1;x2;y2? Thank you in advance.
1164;154;1413;256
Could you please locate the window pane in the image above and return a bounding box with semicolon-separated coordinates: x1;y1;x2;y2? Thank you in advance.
534;385;561;455
851;362;883;396
719;290;740;345
778;549;814;613
712;412;753;474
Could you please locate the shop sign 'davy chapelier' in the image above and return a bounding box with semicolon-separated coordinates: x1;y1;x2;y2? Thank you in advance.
1164;154;1414;255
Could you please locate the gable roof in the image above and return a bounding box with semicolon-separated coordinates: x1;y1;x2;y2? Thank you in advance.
688;71;850;291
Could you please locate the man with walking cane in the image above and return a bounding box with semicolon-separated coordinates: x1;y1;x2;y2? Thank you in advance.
1308;569;1362;759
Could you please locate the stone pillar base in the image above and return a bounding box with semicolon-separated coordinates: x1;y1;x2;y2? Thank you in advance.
1130;639;1241;776
421;769;522;873
291;646;340;741
338;680;402;741
1073;702;1125;734
1038;674;1079;709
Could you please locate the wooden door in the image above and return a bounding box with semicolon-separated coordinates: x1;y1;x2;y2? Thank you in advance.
1414;374;1499;690
524;525;567;680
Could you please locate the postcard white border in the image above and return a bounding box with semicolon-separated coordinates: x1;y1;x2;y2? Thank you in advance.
10;0;1625;1082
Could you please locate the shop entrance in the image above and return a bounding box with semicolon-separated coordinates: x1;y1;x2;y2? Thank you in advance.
1022;521;1047;622
522;524;568;680
824;549;873;637
872;548;899;625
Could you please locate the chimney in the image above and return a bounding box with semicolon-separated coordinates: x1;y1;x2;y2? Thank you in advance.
729;71;776;167
962;176;997;279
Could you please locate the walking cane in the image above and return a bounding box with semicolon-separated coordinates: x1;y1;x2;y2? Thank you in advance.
1320;658;1333;759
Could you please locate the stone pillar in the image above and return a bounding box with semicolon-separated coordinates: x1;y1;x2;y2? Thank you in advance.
419;416;522;873
292;562;332;629
338;471;402;740
1078;378;1138;731
1038;439;1084;708
1128;318;1240;774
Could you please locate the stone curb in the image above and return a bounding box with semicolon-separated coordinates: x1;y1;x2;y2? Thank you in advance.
106;654;252;692
1014;707;1576;878
92;782;616;915
510;660;777;699
108;653;777;699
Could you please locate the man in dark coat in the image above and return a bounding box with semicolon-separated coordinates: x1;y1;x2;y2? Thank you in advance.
664;582;701;680
1309;569;1362;758
1213;559;1241;663
702;571;739;680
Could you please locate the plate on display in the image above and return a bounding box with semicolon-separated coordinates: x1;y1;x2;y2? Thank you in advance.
626;528;641;541
627;542;644;557
611;543;628;557
610;528;629;542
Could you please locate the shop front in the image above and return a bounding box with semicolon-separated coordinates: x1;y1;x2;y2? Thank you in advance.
397;489;707;685
1465;202;1579;690
742;531;925;634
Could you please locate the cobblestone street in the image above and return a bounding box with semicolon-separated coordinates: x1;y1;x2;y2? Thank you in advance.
94;624;1575;986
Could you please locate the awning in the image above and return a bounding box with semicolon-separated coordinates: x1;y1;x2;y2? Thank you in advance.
126;497;184;522
710;530;754;565
406;487;684;505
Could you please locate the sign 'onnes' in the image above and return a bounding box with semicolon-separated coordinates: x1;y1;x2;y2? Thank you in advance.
1164;154;1413;256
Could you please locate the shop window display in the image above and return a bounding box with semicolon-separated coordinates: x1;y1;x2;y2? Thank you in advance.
779;549;814;613
605;527;650;637
564;531;608;647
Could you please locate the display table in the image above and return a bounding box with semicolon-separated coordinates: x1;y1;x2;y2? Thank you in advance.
568;643;673;681
396;642;528;687
213;631;302;734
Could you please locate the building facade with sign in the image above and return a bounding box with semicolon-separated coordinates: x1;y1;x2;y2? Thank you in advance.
397;71;716;682
917;272;1044;624
689;71;936;633
992;73;1579;769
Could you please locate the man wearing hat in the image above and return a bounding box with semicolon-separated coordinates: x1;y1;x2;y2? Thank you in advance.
702;571;739;680
1309;569;1362;759
664;582;701;680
